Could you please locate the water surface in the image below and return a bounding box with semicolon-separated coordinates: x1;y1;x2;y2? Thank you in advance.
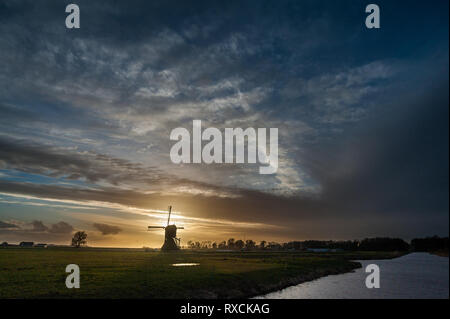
256;253;449;299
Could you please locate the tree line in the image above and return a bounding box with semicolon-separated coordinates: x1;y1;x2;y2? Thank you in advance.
186;236;449;252
411;236;449;252
6;231;446;252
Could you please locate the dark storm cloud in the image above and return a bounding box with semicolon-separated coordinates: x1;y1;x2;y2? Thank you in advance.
93;223;122;235
307;83;449;217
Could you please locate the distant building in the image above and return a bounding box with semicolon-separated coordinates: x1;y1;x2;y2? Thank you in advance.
19;242;34;247
34;243;47;248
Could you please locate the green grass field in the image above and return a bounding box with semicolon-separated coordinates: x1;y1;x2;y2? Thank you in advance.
0;248;405;299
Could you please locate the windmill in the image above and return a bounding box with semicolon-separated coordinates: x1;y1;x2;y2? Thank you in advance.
148;206;184;251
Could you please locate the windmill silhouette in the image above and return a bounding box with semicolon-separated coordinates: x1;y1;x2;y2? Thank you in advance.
148;206;184;251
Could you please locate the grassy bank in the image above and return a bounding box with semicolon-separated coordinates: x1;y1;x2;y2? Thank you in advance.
0;248;405;298
431;250;449;257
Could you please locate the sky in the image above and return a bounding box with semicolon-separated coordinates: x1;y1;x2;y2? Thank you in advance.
0;0;448;247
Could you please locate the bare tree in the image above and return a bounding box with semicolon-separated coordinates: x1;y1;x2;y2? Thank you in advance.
71;231;87;248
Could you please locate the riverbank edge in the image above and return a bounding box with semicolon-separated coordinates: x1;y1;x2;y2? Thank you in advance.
238;252;408;299
431;250;449;257
244;261;362;299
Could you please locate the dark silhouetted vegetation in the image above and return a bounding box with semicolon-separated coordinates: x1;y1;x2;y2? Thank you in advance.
358;237;410;251
186;237;415;252
71;231;87;248
411;236;449;252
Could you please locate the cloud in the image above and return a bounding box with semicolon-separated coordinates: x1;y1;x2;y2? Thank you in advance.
0;0;402;198
0;137;162;187
0;81;447;239
30;220;48;232
49;221;74;234
93;223;122;235
28;220;74;234
282;62;394;124
0;137;240;197
0;219;76;245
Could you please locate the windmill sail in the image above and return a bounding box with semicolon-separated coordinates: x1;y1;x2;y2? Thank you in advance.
147;205;184;251
167;206;172;226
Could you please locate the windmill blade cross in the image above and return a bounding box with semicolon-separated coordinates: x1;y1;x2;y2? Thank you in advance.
148;226;165;230
167;205;172;226
146;205;185;251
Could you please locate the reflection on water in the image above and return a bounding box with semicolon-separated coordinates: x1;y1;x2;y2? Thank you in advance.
256;253;449;299
171;263;200;267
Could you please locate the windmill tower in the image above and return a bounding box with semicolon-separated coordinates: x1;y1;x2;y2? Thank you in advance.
148;206;184;251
